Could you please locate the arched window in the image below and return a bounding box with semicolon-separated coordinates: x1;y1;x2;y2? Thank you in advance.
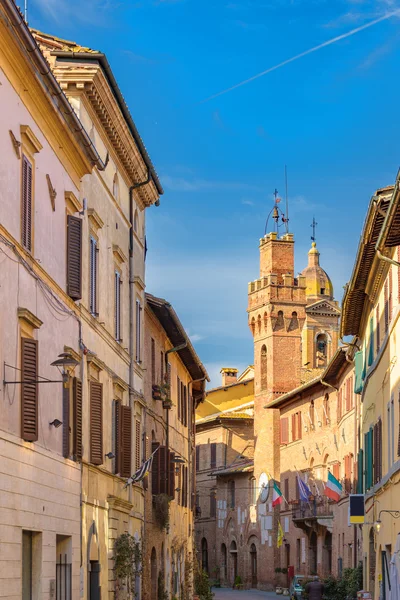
113;173;119;201
316;334;328;366
221;543;227;582
275;310;284;331
250;477;257;505
260;345;267;390
323;393;330;424
134;209;139;234
288;311;299;331
201;538;208;573
250;318;256;336
310;400;315;428
257;314;261;333
228;480;235;509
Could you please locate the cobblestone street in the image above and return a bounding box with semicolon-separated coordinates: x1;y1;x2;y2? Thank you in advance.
213;588;283;599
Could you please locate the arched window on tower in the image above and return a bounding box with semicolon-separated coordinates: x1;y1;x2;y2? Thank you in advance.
288;311;299;332
257;314;262;334
260;345;267;390
316;333;328;367
274;310;284;331
250;318;256;337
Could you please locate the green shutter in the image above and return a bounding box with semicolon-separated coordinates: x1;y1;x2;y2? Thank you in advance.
366;428;374;490
357;449;364;493
354;351;364;394
368;318;374;367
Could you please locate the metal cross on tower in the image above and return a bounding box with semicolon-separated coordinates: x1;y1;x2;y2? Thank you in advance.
311;217;318;242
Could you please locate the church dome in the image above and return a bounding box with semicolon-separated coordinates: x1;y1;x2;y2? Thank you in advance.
300;242;334;300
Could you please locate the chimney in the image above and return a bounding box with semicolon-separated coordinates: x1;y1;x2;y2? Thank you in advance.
220;368;238;387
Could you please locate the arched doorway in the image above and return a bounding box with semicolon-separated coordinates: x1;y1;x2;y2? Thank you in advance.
323;532;332;576
151;547;157;600
201;538;208;573
309;532;317;575
250;543;257;588
230;541;238;586
221;544;227;583
369;528;376;599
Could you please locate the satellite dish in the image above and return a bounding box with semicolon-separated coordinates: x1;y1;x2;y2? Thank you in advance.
259;472;270;503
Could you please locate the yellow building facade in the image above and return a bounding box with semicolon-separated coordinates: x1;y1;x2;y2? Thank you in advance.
341;183;400;598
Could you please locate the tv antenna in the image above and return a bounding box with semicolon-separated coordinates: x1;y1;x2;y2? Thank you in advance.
24;0;28;23
311;217;318;243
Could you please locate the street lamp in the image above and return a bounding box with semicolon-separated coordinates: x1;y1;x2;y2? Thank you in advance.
375;509;400;533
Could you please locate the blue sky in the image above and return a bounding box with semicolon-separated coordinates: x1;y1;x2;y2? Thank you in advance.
30;0;400;386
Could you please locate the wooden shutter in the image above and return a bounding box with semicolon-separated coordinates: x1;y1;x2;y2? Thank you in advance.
210;489;216;517
114;400;121;474
177;377;181;422
297;412;302;440
152;441;160;495
333;462;340;480
67;215;82;300
159;445;167;495
210;443;217;468
280;417;288;445
376;305;380;353
160;351;164;382
384;280;389;332
168;450;175;498
135;419;141;471
21;338;38;442
151;338;155;386
120;405;132;478
337;389;342;422
284;478;289;503
90;381;103;465
62;383;70;459
73;378;83;461
183;385;187;427
114;271;122;342
22;155;32;251
291;413;296;442
184;466;188;507
357;449;364;494
196;445;200;471
90;237;98;315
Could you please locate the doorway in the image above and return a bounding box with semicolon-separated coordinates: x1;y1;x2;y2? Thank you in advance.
230;541;238;586
323;532;332;577
151;547;157;600
89;561;100;600
250;543;257;588
309;532;317;575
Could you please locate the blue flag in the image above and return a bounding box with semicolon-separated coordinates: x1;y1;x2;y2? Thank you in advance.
297;475;312;501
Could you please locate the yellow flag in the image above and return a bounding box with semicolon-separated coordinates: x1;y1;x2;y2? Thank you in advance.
277;521;284;548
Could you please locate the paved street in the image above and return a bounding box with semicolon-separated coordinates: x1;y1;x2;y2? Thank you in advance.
213;588;283;599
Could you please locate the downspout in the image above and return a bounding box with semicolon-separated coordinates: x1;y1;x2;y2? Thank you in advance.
320;379;338;391
375;173;400;264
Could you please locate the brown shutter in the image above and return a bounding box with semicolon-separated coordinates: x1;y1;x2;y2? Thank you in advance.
151;338;155;386
21;338;38;442
280;417;288;445
67;215;82;300
196;445;200;471
135;419;141;471
159;445;167;495
114;401;121;474
284;478;289;504
384;280;389;332
120;405;132;478
22;155;32;251
90;381;103;465
168;450;175;498
298;412;302;440
184;386;187;427
333;462;340;480
62;384;70;459
291;413;296;442
160;351;164;382
337;389;342;422
73;377;83;461
185;466;188;507
210;443;217;468
177;377;181;422
152;441;160;495
378;419;382;482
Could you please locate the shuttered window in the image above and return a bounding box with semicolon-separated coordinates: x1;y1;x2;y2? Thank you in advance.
210;443;217;469
323;394;330;425
357;449;364;494
21;338;38;442
280;417;289;445
292;413;297;442
135;300;142;362
177;376;181;421
67;216;82;300
365;428;374;490
160;351;164;382
135;419;141;471
151;338;155;386
373;419;382;484
168;450;175;499
62;381;70;459
398;392;400;457
90;381;103;465
297;412;302;440
114;271;122;342
114;400;121;474
210;489;216;517
183;385;187;427
384;280;389;333
337;389;342;422
151;441;160;494
21;155;33;252
73;378;83;461
120;405;132;478
89;237;98;316
159;445;167;495
196;445;200;471
376;304;380;353
332;462;340;481
284;478;289;504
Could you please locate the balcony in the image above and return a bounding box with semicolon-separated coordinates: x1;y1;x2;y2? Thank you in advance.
292;498;334;533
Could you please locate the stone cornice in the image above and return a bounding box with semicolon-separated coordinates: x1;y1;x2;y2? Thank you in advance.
18;307;43;329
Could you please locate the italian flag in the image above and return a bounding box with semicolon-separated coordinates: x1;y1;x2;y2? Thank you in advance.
325;471;342;502
272;481;283;507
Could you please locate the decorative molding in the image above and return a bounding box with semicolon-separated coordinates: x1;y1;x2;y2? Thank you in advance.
18;307;43;329
113;244;127;265
112;375;129;392
9;130;21;158
46;174;57;211
86;352;104;372
65;191;82;214
107;496;134;514
20;125;43;153
88;208;104;231
64;345;81;363
133;275;145;291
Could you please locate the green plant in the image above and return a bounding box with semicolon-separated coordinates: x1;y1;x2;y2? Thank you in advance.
275;567;282;573
153;493;171;530
194;563;214;600
157;571;169;600
234;575;243;588
281;567;288;575
319;565;363;600
113;533;141;598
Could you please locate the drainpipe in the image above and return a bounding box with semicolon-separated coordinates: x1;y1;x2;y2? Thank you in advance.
375;250;400;268
320;379;338;391
188;376;208;512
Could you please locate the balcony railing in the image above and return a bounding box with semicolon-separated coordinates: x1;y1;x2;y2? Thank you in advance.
292;498;334;521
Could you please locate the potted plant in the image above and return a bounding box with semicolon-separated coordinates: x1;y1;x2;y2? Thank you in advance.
234;575;243;590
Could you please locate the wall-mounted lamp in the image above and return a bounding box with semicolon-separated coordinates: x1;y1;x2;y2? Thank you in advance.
172;456;185;464
175;488;181;493
105;452;115;459
4;352;79;387
49;419;62;428
375;509;400;533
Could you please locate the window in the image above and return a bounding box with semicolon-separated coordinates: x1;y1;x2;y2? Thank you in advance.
320;288;325;295
21;338;38;442
210;489;216;517
260;345;267;390
151;338;155;385
373;419;382;484
398;391;400;458
135;300;142;362
292;412;302;441
21;155;33;251
323;394;330;425
183;384;187;427
316;334;327;367
135;419;141;471
284;478;289;505
114;271;122;342
201;538;208;573
89;236;98;316
280;417;289;445
389;268;393;321
309;401;315;429
250;477;257;505
210;443;217;469
344;454;353;493
160;351;164;382
66;216;82;300
90;381;103;466
151;443;175;497
365;427;374;490
376;304;380;353
56;535;72;600
332;462;340;481
228;480;235;508
384;280;389;333
133;210;139;234
72;378;83;461
337;389;343;423
177;376;181;421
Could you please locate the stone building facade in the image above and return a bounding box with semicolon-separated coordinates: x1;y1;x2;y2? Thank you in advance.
143;294;208;600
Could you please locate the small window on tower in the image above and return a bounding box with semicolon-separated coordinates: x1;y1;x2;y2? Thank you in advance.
320;288;325;295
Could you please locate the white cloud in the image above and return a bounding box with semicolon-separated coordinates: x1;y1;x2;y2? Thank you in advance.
161;174;262;193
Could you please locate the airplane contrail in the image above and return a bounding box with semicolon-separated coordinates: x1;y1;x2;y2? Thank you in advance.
200;9;400;103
